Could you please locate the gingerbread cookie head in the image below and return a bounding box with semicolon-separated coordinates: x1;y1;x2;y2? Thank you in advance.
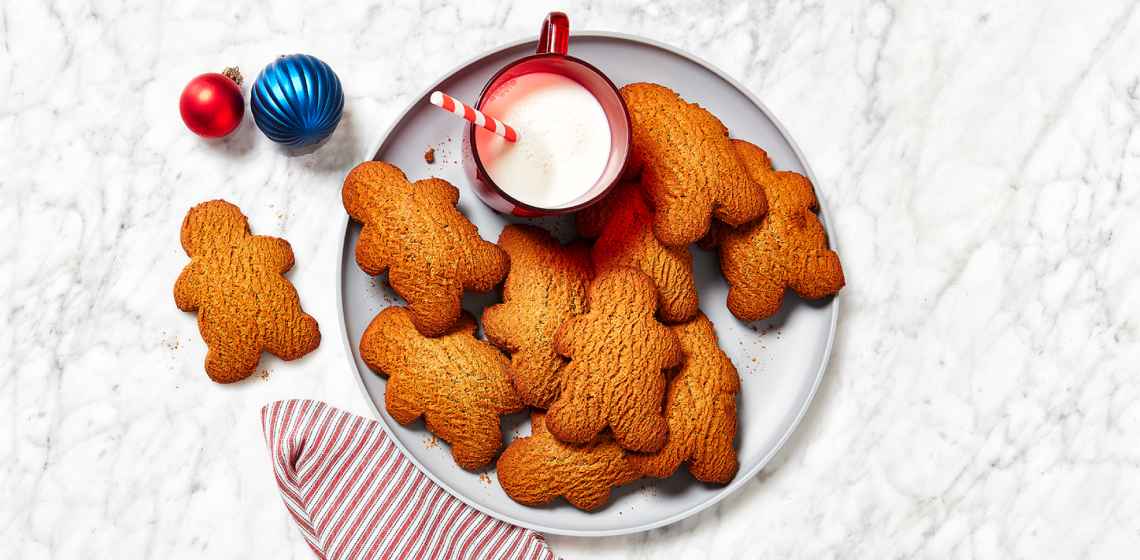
619;82;767;246
342;161;509;337
359;306;523;470
629;313;740;483
545;268;682;452
497;413;640;511
717;140;844;321
174;200;320;383
576;182;699;323
482;225;593;408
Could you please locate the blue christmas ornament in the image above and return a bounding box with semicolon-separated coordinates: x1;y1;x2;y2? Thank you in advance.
251;54;344;147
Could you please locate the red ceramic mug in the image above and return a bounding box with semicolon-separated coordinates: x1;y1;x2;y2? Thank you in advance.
464;12;631;216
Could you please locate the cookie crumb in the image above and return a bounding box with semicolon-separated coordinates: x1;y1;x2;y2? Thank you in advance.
479;473;492;484
258;369;271;381
425;435;439;448
424;147;435;164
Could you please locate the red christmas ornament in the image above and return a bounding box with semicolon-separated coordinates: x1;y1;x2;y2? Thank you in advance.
179;67;245;138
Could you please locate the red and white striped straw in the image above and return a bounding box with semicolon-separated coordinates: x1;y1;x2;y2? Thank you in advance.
429;91;518;142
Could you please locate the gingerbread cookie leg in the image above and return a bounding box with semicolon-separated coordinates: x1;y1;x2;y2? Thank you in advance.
544;365;609;445
790;249;846;300
689;425;738;483
494;345;562;408
200;311;262;383
388;266;465;339
725;274;785;323
607;377;670;453
429;413;503;471
545;269;682;452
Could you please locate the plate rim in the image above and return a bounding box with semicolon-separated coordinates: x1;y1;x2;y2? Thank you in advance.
334;30;840;537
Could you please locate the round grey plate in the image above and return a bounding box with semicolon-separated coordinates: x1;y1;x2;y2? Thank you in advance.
337;32;839;537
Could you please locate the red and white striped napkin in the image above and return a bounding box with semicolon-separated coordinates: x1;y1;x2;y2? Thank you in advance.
262;399;554;560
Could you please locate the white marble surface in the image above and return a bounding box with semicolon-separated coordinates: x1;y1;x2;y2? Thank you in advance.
3;0;1139;557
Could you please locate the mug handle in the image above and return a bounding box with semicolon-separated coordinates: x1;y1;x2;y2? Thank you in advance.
537;12;569;55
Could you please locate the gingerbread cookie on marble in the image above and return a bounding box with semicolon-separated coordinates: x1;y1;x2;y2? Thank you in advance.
497;412;640;511
482;225;593;408
359;307;523;470
629;313;739;483
174;200;320;383
714;140;845;321
620;82;767;246
342;161;508;337
546;268;682;452
576;182;699;323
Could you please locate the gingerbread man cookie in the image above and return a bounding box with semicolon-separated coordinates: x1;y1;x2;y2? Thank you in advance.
545;268;682;452
715;140;845;321
343;161;508;337
359;307;523;470
629;313;739;483
620;82;767;246
497;413;640;511
482;225;593;408
174;200;320;383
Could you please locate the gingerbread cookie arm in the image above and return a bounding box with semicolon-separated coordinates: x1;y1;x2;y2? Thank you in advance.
725;273;786;322
384;371;425;425
173;265;201;312
388;265;464;338
412;177;461;207
650;185;714;248
789;249;846;300
354;223;392;277
245;236;296;273
264;310;321;361
463;240;509;293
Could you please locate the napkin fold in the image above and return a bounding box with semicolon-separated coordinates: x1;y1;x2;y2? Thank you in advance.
262;399;554;560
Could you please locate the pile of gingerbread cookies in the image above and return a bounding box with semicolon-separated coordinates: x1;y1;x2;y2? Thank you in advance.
343;82;845;511
171;82;844;511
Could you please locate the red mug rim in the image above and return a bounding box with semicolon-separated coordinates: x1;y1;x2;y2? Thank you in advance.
467;51;632;215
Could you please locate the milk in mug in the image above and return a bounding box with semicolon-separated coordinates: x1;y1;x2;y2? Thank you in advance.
474;72;611;209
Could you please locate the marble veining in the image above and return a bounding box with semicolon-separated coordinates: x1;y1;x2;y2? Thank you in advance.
2;0;1139;558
